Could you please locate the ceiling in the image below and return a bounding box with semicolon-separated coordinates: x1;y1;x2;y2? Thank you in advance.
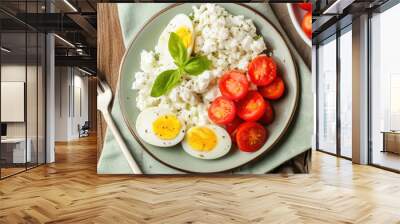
1;32;45;64
6;0;393;72
0;0;97;14
312;0;391;44
0;0;98;74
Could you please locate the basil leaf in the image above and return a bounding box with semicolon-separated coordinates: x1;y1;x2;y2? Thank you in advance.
183;55;212;76
168;32;187;66
165;70;182;91
150;70;181;97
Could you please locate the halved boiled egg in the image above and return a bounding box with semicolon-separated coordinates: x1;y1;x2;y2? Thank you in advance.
136;107;186;147
157;14;194;64
182;125;231;160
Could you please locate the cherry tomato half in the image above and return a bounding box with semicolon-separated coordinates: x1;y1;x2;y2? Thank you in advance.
208;96;236;125
236;122;268;152
248;55;277;86
225;117;243;143
297;3;312;11
301;12;312;39
237;91;266;122
259;76;285;100
260;100;274;125
219;70;249;101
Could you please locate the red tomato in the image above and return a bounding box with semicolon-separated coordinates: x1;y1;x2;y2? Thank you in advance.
301;12;312;39
259;76;285;100
225;117;243;143
248;55;277;86
260;100;274;125
219;70;249;101
208;96;236;125
236;91;266;122
297;3;312;11
236;122;268;152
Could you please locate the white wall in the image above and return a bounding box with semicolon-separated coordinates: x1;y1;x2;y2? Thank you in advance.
72;73;89;138
55;66;69;141
1;65;37;138
54;67;89;141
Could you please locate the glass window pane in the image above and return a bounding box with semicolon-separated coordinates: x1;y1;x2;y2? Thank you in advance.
371;4;400;171
318;36;337;154
27;31;38;169
1;31;28;177
26;0;39;169
38;32;45;165
0;1;46;179
340;29;352;158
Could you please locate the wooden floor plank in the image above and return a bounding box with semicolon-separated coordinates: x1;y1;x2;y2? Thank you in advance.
0;135;400;224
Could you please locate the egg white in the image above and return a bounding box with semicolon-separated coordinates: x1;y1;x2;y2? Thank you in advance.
182;125;232;160
136;107;186;147
156;14;194;65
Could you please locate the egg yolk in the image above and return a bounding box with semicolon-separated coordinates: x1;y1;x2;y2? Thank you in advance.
187;127;217;152
152;115;181;140
175;27;192;49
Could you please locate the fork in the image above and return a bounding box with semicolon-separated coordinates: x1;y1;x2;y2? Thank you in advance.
97;78;142;174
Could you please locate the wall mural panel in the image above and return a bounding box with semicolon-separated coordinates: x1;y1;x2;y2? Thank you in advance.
97;3;313;175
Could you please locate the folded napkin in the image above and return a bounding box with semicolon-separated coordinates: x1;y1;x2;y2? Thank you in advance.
98;3;313;174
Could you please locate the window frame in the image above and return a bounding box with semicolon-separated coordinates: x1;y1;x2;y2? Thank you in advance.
315;24;353;161
367;2;400;173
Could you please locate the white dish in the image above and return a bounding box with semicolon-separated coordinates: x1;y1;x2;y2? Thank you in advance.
287;3;311;47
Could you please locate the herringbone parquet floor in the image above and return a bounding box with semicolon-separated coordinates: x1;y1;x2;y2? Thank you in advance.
0;135;399;224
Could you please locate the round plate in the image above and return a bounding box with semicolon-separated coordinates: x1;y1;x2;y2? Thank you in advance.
119;3;299;173
287;3;312;47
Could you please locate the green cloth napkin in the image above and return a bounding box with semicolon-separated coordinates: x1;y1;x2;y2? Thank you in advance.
98;3;313;174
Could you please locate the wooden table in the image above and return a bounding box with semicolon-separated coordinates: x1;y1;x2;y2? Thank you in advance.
381;131;400;154
97;4;125;156
97;3;311;172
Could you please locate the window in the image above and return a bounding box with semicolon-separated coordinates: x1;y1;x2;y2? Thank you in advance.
389;74;400;130
339;28;352;158
370;3;400;171
317;36;337;154
316;26;353;159
0;1;47;179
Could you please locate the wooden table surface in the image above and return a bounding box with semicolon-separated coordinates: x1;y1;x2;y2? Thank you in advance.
97;4;125;154
97;3;312;170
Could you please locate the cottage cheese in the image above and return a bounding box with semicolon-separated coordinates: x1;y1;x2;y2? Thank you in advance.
132;4;267;128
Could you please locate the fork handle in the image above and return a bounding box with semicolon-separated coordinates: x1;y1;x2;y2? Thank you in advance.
102;109;143;174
